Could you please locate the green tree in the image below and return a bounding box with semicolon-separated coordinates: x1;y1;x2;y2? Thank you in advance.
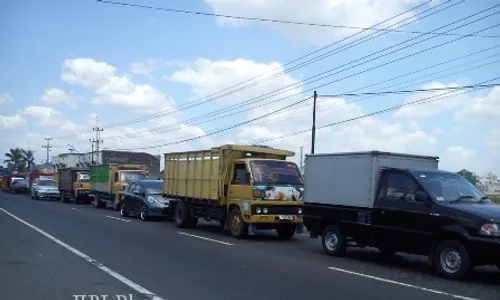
4;148;26;172
22;149;35;171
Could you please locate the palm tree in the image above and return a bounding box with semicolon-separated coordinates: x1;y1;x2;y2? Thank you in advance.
22;149;36;171
4;148;26;171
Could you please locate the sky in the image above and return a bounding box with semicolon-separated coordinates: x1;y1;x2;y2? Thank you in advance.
0;0;499;175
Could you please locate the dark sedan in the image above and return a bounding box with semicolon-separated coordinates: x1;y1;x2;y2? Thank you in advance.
120;179;172;221
11;179;29;194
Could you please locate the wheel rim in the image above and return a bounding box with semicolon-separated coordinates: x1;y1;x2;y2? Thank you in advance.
440;247;462;274
120;205;125;216
141;207;147;220
325;231;339;252
231;214;241;233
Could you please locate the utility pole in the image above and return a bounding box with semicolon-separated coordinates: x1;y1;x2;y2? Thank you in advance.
89;115;103;166
41;138;52;164
311;91;317;154
300;146;303;169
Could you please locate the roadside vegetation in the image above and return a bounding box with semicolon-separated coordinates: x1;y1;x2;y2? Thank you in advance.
488;195;500;204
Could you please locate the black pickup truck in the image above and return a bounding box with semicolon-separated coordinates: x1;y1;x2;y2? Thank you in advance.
303;151;500;280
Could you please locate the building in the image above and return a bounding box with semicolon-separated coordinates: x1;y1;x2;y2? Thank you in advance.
52;152;89;169
478;173;500;196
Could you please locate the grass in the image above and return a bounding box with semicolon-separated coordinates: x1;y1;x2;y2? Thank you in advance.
488;195;500;204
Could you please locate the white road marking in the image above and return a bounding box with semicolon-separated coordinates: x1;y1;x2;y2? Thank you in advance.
71;207;83;211
106;215;131;223
327;267;478;300
177;231;234;246
0;208;165;300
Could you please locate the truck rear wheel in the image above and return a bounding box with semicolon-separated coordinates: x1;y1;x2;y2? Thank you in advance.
276;224;296;239
175;201;196;228
434;240;471;280
229;208;248;239
94;195;105;208
322;225;346;256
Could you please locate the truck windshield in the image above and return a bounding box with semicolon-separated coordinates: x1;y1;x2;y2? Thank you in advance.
77;173;90;182
250;160;304;185
38;180;57;187
416;172;487;203
120;171;147;183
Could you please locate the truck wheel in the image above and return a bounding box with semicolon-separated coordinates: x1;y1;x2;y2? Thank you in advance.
434;240;471;280
229;208;248;239
322;225;346;256
94;195;105;208
175;201;192;228
379;247;396;258
276;224;296;239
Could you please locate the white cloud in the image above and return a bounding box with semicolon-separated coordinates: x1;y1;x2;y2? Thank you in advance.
130;59;158;78
0;113;26;130
440;146;476;173
0;92;13;105
62;58;174;110
204;0;422;44
394;82;467;118
455;86;500;124
41;88;79;109
23;106;81;131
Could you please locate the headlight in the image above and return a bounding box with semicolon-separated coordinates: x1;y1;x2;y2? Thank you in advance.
479;223;499;237
147;196;156;204
262;208;268;214
298;208;303;214
256;207;262;214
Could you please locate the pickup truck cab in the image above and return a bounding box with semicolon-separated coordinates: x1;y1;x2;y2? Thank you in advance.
303;151;500;280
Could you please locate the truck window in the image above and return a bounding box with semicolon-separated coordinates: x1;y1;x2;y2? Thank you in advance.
250;160;303;186
380;172;423;203
232;164;249;185
120;171;147;183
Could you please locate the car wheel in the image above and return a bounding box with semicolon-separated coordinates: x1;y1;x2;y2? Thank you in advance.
322;225;346;256
229;207;248;239
140;206;148;221
434;240;471;280
120;203;129;217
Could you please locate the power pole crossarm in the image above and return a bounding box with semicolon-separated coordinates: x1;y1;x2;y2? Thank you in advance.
41;138;52;164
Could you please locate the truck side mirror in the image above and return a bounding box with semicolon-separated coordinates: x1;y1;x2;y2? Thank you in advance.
415;191;430;204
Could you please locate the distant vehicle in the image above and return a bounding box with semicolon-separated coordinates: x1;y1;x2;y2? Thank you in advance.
3;175;25;193
303;151;500;280
11;179;29;194
31;178;60;200
58;168;93;204
90;164;149;210
120;179;171;221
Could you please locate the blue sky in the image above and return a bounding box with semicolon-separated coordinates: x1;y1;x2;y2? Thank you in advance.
1;0;499;174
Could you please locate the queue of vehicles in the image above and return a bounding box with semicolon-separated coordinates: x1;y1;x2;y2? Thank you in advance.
2;145;499;280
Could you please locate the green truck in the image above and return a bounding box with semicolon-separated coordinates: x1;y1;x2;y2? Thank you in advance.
90;164;149;210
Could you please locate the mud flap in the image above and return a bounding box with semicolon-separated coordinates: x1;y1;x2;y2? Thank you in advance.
296;223;305;234
248;224;257;236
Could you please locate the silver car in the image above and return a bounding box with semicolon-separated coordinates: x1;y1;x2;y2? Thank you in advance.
31;178;60;200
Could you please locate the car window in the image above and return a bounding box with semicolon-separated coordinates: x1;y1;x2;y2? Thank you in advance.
381;172;423;203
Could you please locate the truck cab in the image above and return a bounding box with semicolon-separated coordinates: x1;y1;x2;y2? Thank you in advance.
226;158;304;238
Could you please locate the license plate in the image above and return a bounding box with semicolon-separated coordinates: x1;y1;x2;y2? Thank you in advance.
278;215;294;220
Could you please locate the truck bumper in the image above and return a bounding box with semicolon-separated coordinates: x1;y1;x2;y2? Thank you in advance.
245;214;303;224
468;236;500;266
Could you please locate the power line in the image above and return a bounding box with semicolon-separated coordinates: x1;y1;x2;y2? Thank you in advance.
103;0;464;129
249;78;500;145
96;0;500;38
109;83;500;151
101;13;500;141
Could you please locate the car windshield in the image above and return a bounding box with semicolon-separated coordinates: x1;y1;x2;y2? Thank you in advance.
38;180;57;187
250;160;304;185
120;171;147;183
416;172;488;203
142;181;163;195
13;179;28;186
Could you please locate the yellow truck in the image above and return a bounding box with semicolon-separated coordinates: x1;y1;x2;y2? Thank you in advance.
90;163;149;210
163;144;305;239
59;167;92;204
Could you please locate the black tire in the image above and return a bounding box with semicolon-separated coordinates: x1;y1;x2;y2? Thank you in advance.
175;201;193;228
276;224;296;239
140;205;149;221
434;240;471;280
321;225;346;256
229;207;248;239
120;202;129;217
379;246;396;258
94;195;105;208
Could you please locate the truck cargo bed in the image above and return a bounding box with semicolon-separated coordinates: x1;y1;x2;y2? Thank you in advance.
303;151;439;208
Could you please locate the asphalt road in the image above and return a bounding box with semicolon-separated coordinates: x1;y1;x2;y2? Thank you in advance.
1;191;499;300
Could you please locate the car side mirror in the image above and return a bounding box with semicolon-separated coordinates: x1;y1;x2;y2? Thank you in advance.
415;191;430;204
